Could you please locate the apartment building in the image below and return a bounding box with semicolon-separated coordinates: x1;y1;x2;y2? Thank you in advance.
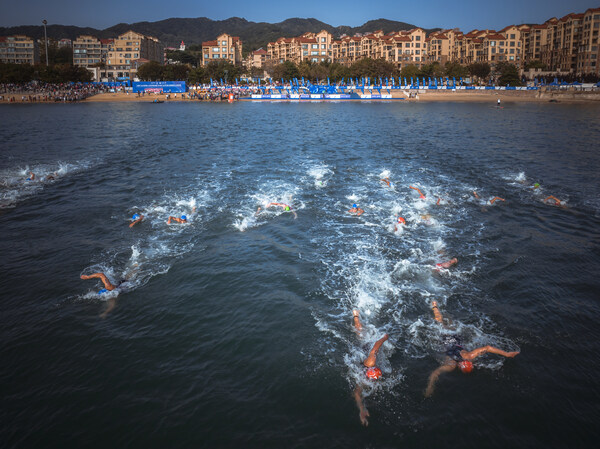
251;48;269;68
576;8;600;75
73;35;113;68
268;30;333;64
331;28;427;68
0;35;39;64
202;33;243;65
104;31;163;80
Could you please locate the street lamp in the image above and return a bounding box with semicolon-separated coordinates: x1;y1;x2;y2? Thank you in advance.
42;19;48;66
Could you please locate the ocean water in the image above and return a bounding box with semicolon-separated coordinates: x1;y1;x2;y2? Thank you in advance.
1;101;599;448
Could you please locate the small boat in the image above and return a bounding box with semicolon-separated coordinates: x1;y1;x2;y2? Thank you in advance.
152;99;164;103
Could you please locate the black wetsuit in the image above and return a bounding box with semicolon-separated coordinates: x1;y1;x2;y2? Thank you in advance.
443;335;464;362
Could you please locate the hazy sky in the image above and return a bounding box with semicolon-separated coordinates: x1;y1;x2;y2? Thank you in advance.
2;0;597;31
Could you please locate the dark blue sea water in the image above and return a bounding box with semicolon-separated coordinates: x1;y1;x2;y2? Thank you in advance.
1;101;599;448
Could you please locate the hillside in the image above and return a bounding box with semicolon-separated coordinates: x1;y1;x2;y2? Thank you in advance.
0;16;439;53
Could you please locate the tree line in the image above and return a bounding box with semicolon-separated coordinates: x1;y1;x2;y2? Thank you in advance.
0;63;93;83
137;58;526;86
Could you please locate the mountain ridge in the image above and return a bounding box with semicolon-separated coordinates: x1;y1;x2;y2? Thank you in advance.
0;17;441;53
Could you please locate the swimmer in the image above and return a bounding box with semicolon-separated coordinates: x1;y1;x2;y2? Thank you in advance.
473;191;480;199
46;172;57;181
129;213;144;228
409;185;426;199
435;258;458;269
348;204;364;216
544;195;564;207
394;216;406;232
167;214;187;224
80;272;119;291
81;265;138;317
264;202;297;219
436;197;442;205
425;301;519;397
489;197;505;205
533;183;540;189
352;309;362;332
352;310;389;425
497;98;501;106
26;171;35;181
380;177;391;188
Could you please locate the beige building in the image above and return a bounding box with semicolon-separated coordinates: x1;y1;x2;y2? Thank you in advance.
249;48;269;68
0;35;39;64
331;28;427;69
268;30;333;64
106;30;163;80
73;35;113;68
576;8;600;75
202;33;243;65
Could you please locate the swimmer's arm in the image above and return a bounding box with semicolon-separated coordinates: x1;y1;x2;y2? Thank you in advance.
292;210;297;219
129;215;144;228
81;273;116;291
463;346;520;360
431;301;443;323
356;209;364;216
425;362;456;397
353;386;369;426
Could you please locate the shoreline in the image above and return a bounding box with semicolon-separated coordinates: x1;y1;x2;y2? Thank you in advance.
1;90;599;104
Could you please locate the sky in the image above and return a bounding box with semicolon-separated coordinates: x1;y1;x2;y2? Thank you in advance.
2;0;598;31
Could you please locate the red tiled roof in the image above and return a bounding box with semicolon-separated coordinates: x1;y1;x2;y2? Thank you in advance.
472;38;483;43
100;39;114;44
532;25;547;29
253;49;267;55
202;40;218;46
394;36;411;42
486;33;507;40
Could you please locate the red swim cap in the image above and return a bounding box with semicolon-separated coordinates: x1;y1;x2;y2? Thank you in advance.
397;217;405;224
459;360;473;373
366;367;382;379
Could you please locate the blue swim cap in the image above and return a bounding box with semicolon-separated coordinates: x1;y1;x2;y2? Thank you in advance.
132;214;140;220
181;215;187;220
98;288;108;295
352;204;357;208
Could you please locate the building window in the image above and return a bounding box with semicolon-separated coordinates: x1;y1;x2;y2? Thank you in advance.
213;47;219;52
222;41;227;46
510;34;515;39
415;35;421;41
213;54;219;58
312;44;318;49
321;44;326;49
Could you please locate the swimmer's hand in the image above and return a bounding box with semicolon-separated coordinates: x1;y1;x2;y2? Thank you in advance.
424;384;434;398
359;407;370;426
506;351;520;358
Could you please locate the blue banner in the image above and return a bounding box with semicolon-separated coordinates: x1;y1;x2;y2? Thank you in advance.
132;81;186;93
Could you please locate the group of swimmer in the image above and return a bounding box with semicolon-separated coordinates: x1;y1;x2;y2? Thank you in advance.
24;170;58;182
346;180;521;426
80;204;196;314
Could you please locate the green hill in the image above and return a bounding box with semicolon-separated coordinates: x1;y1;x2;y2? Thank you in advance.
0;16;439;54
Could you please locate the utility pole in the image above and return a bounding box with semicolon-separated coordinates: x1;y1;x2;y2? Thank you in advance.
42;19;49;66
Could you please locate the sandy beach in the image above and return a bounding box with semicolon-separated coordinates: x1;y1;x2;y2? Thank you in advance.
2;89;599;104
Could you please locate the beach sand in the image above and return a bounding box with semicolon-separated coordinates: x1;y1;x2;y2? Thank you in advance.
2;89;598;104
